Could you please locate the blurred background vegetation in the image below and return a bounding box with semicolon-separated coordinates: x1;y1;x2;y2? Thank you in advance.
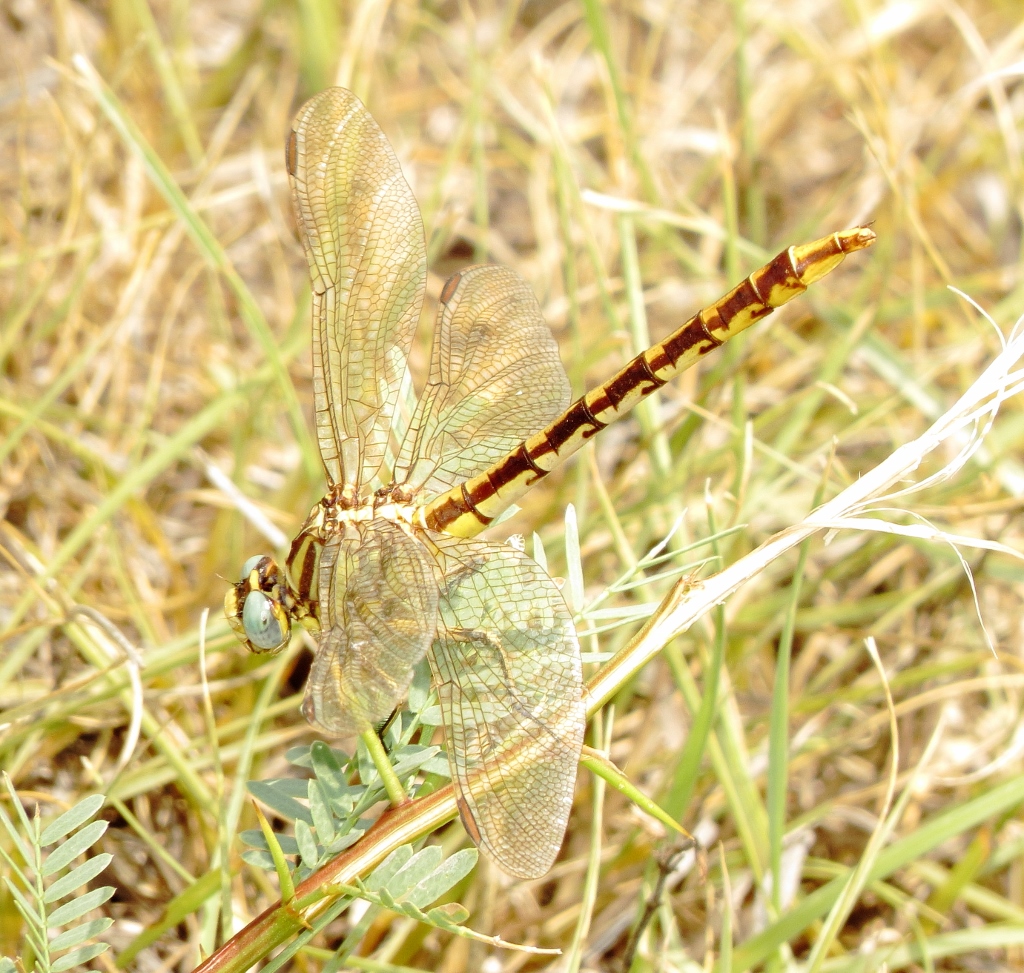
2;0;1024;969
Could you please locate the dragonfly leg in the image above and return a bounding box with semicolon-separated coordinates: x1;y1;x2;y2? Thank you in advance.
375;706;402;741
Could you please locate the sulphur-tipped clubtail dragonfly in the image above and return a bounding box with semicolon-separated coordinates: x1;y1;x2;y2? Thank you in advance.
225;87;875;879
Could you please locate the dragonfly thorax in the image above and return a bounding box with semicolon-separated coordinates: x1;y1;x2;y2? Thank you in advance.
318;486;421;531
225;487;429;657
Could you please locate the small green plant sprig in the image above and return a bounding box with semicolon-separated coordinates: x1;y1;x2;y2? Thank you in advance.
239;707;502;972
0;774;115;973
241;658;448;884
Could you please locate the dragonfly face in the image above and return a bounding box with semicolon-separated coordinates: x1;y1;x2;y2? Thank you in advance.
224;499;327;655
224;554;290;653
225;86;875;878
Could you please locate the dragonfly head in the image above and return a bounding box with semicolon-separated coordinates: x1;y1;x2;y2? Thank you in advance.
224;554;292;654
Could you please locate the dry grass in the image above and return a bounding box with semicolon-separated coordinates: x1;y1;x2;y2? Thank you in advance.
2;0;1024;970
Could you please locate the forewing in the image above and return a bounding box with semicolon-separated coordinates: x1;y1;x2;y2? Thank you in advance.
394;265;570;498
427;533;585;879
304;522;439;735
288;87;426;490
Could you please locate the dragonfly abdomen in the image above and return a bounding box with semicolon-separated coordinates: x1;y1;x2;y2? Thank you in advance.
420;226;875;537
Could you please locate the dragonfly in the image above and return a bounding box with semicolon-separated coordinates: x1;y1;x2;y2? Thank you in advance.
224;86;875;879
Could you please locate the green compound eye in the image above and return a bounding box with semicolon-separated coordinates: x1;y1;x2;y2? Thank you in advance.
242;590;288;651
240;555;266;583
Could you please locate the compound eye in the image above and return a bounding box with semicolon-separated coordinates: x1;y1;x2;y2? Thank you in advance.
240;555;267;584
242;590;288;652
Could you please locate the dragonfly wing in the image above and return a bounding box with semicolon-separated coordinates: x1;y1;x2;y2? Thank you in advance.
288;87;426;491
394;265;570;497
304;521;439;735
427;533;585;879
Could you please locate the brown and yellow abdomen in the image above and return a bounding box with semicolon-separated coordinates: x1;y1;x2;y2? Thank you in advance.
420;227;876;537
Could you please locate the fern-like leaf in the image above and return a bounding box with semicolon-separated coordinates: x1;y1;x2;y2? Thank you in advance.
334;846;558;955
0;774;115;973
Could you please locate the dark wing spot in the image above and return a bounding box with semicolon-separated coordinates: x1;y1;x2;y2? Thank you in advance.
440;271;463;306
286;129;298;177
